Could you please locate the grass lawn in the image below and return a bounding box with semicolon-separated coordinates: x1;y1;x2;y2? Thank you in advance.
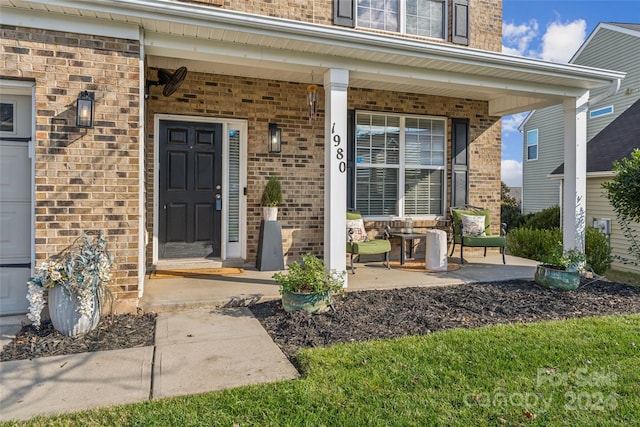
6;315;639;427
603;269;640;288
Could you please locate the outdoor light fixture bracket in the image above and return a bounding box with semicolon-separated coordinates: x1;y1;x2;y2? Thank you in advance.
76;91;94;128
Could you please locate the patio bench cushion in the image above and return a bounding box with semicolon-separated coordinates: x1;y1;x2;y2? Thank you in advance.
346;211;391;273
451;208;492;240
347;239;392;255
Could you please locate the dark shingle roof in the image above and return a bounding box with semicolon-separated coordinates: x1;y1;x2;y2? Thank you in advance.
551;98;640;175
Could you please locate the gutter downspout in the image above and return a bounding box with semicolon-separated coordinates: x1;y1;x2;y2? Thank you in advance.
588;78;621;107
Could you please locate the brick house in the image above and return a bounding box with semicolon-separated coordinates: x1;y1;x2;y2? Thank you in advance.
0;0;624;315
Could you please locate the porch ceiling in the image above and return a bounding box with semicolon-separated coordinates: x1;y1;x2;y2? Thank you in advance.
4;0;626;116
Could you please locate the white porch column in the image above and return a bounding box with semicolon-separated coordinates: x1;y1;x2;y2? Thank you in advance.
323;69;349;281
562;92;589;252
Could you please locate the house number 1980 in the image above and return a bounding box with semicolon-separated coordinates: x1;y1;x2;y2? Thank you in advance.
332;122;346;173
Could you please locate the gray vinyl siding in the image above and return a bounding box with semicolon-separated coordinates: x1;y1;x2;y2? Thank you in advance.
522;24;640;215
521;105;563;214
573;28;640;141
586;177;640;274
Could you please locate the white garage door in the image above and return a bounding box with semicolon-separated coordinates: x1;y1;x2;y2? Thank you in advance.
0;89;32;315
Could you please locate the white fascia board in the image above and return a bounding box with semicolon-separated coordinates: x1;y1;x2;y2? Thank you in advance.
19;0;626;87
517;110;535;132
1;7;139;40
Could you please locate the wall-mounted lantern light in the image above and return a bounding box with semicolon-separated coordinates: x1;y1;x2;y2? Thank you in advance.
268;123;281;153
76;91;94;128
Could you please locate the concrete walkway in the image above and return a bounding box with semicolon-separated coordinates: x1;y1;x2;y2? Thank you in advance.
0;307;299;421
0;253;537;421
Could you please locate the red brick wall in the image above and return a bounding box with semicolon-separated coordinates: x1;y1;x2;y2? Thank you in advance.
1;25;141;312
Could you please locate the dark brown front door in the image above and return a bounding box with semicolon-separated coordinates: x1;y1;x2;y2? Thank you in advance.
159;120;222;259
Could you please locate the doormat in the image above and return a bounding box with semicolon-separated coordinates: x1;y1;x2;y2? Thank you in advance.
149;267;245;279
390;260;460;273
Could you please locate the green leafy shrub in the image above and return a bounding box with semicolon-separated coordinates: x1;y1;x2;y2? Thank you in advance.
506;227;562;260
500;182;525;230
602;149;640;266
273;253;344;296
523;205;560;230
585;227;612;274
501;203;526;231
540;246;585;272
507;226;612;274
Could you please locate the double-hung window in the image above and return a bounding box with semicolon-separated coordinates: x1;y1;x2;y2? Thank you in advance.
355;112;446;218
526;129;538;161
357;0;446;39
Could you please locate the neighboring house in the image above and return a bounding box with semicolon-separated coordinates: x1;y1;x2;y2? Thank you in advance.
549;99;640;274
521;23;640;214
0;1;624;315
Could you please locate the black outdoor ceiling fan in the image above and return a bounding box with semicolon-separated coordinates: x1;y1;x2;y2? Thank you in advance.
145;66;188;99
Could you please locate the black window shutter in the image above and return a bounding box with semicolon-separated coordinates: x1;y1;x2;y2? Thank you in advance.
451;118;469;207
347;109;356;210
452;0;469;45
334;0;356;28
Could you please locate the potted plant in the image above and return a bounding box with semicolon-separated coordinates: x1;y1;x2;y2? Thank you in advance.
26;231;114;336
534;245;585;291
260;175;282;221
273;253;345;313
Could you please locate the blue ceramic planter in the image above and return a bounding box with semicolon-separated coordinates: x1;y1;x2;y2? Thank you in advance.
534;264;580;291
282;291;333;314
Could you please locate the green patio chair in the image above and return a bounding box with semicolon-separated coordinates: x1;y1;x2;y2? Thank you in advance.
449;205;507;265
346;211;391;274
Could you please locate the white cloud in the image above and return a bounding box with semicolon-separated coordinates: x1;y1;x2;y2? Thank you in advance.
502;20;539;57
502;113;528;135
502;18;587;63
540;19;587;63
501;159;523;188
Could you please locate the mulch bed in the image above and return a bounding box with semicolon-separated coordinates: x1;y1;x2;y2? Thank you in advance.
2;279;639;364
249;279;640;360
0;313;156;362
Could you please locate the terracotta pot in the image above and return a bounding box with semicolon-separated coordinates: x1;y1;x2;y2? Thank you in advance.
282;291;333;314
263;206;278;221
48;286;100;336
534;264;580;291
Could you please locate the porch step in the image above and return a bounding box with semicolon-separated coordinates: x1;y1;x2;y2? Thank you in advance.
152;258;245;271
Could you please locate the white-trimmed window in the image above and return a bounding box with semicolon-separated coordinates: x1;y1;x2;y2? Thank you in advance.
526;129;538;161
357;0;446;39
355;112;446;218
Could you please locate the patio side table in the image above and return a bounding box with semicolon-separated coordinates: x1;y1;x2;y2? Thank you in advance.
389;232;428;265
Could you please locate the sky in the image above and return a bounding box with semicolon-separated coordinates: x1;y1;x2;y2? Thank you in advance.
500;0;639;188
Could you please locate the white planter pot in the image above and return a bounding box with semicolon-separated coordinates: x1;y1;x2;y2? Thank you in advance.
263;206;278;221
48;286;100;336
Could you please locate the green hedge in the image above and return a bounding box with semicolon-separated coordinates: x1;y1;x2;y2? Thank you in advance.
506;226;612;274
506;227;562;261
522;205;560;230
585;227;612;274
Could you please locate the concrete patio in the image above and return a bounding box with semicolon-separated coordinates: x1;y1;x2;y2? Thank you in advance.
139;253;538;313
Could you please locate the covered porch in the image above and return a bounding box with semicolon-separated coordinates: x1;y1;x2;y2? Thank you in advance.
1;0;626;309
